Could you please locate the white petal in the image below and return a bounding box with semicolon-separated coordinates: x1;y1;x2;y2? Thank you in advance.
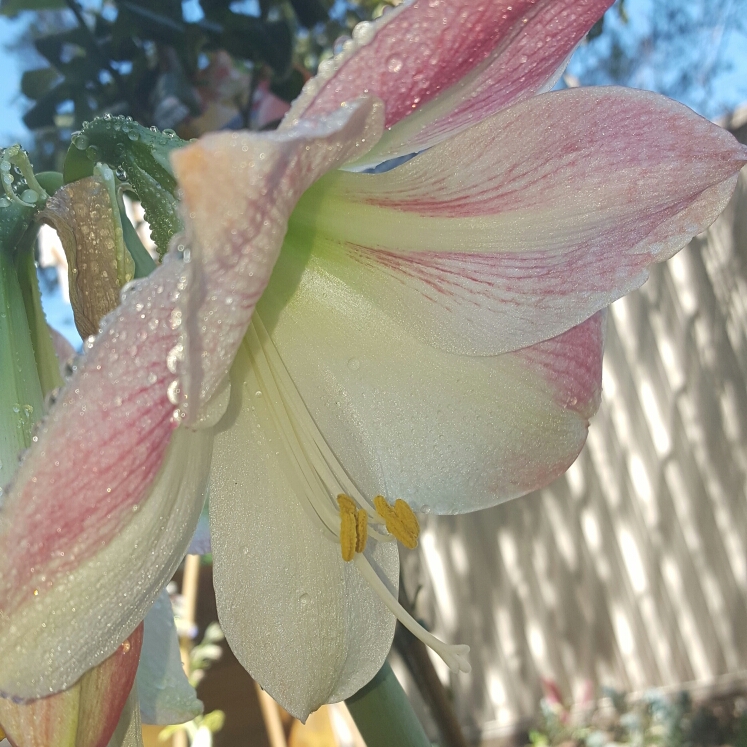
137;588;202;725
210;339;398;721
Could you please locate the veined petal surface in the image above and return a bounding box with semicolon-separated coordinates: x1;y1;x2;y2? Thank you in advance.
209;339;399;721
0;98;382;701
291;87;747;355
0;258;213;698
283;0;614;168
256;239;604;514
170;97;384;416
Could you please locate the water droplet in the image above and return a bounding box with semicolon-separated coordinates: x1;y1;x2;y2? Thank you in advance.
347;358;360;371
299;593;310;607
85;145;100;161
72;133;89;151
387;56;403;73
169;309;182;330
167;343;184;373
318;57;336;77
352;20;375;44
254;390;263;398
167;380;181;405
20;189;38;204
127;130;139;142
163;128;176;137
333;35;351;54
0;197;10;208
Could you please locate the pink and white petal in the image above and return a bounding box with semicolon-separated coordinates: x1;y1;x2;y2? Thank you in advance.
0;421;212;701
77;624;144;747
137;589;202;725
0;257;213;699
283;0;613;168
170;97;384;418
0;624;143;747
255;245;605;515
209;339;399;721
290;87;747;355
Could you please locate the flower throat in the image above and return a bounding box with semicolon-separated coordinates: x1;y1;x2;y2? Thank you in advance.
246;314;470;675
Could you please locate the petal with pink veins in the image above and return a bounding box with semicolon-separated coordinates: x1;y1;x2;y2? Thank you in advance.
170;97;384;416
0;97;385;701
283;0;614;168
289;87;747;355
253;246;605;514
0;260;212;699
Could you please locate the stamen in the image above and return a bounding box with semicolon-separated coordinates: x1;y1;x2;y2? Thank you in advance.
337;494;369;560
246;316;469;672
374;496;420;549
353;555;471;674
251;315;390;540
338;495;358;562
355;509;368;554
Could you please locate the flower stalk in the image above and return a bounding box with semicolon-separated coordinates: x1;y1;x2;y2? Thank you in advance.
345;662;431;747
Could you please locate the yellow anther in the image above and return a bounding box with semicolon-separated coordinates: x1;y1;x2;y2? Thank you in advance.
337;493;357;514
374;495;420;550
355;509;368;554
338;494;369;561
338;495;357;562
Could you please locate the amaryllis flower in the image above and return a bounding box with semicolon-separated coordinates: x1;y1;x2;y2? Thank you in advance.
1;0;746;725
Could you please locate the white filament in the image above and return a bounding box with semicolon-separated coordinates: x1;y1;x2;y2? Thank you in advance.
354;555;471;674
247;313;471;675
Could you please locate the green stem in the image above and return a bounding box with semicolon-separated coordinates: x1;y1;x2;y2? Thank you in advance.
15;239;64;396
346;662;432;747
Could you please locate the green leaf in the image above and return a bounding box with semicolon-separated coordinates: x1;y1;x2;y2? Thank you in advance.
117;193;157;279
270;67;307;104
15;244;64;397
62;117;187;256
22;83;71;130
0;0;65;15
587;15;605;41
0;224;45;488
218;15;292;75
35;171;64;196
20;67;62;100
288;0;328;28
34;26;90;67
